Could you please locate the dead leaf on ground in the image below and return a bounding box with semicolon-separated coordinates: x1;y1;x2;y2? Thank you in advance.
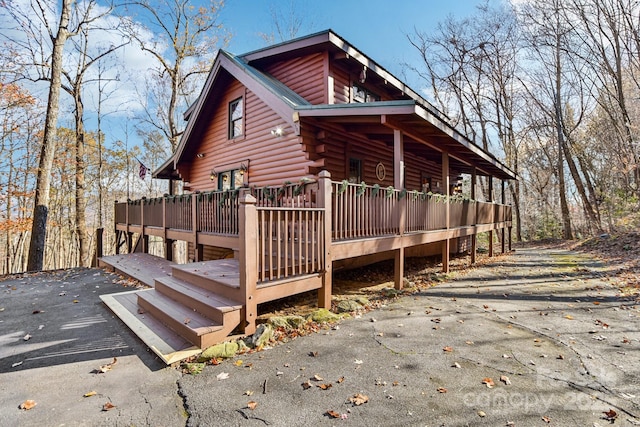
482;377;495;388
19;400;37;410
309;351;318;357
477;410;486;417
349;393;369;406
234;360;243;367
301;381;312;390
23;334;31;341
500;375;511;385
98;357;117;373
443;346;453;352
312;374;323;381
542;415;551;423
317;383;332;390
216;372;229;381
557;354;565;360
83;391;97;397
452;362;461;368
102;402;116;411
437;387;447;393
564;314;574;320
247;401;258;410
336;376;345;384
183;318;191;324
244;390;254;396
326;410;340;418
465;340;474;345
603;409;618;421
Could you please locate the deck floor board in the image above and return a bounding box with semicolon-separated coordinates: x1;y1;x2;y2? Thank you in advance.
171;259;240;288
100;253;174;287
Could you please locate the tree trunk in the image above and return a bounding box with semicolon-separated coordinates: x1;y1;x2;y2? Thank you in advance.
74;87;90;267
26;0;71;271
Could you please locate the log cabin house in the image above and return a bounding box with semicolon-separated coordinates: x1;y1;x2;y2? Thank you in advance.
100;30;516;363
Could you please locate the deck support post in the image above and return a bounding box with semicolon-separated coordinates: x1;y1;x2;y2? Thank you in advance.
140;199;147;253
441;152;450;273
317;170;333;308
394;130;406;288
191;194;202;262
488;176;494;258
239;194;258;335
470;168;477;265
92;227;104;267
501;180;506;254
165;239;174;261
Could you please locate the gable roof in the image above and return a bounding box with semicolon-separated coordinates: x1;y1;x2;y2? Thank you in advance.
156;29;516;181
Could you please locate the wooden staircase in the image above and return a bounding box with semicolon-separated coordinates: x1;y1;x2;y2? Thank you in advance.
99;255;244;363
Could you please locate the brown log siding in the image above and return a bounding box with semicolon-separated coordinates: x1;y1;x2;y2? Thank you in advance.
264;53;326;104
181;78;313;191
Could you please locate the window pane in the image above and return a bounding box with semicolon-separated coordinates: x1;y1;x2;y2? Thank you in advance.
233;119;243;138
349;158;361;183
231;99;243;120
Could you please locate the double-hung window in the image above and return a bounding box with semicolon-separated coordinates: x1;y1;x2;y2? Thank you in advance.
229;97;243;139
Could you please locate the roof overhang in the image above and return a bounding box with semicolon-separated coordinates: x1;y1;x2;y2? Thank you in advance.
295;101;517;181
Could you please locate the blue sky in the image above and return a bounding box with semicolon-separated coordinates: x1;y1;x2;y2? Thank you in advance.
220;0;491;90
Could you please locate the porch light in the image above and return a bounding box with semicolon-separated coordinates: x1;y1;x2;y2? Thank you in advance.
196;152;205;158
210;169;217;180
271;126;285;137
239;163;248;175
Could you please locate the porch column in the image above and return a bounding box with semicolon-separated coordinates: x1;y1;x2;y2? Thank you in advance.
501;180;506;254
317;170;333;308
239;194;258;335
470;168;477;265
442;152;450;273
394;129;406;289
488;176;494;258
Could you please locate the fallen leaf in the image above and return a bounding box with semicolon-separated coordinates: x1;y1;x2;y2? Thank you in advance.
392;381;399;386
443;346;453;352
102;402;116;411
313;374;323;381
502;354;511;359
309;351;318;357
83;391;97;397
183;318;191;324
19;400;36;410
564;314;574;320
336;376;345;384
603;409;618;421
98;357;117;373
73;299;79;304
354;359;363;364
483;305;490;309
11;361;23;368
243;390;254;396
478;410;486;417
557;354;565;360
23;334;31;341
326;410;340;418
301;381;312;390
500;375;511;385
234;360;243;367
216;372;229;381
32;310;42;314
593;301;600;305
349;393;369;406
317;383;332;390
465;341;474;345
247;401;258;410
542;415;551;423
482;377;495;388
452;362;462;369
437;387;448;393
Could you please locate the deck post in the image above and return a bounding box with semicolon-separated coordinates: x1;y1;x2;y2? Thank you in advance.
191;194;202;262
140;198;147;253
165;239;174;261
470;168;477;265
488;176;494;258
501;180;506;254
92;227;103;267
317;170;333;308
441;152;450;273
239;194;258;335
115;201;120;255
394;130;406;288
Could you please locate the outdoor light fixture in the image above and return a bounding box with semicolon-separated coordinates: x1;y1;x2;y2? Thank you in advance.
196;153;205;158
239;163;248;175
270;126;285;137
210;169;217;180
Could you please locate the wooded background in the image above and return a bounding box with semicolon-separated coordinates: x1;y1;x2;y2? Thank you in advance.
1;0;638;274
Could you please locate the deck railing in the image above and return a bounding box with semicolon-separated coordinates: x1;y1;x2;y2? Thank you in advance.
256;207;325;282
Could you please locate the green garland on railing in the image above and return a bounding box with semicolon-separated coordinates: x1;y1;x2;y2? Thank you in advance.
371;183;380;197
398;188;407;200
338;179;349;195
356;181;367;197
385;185;395;199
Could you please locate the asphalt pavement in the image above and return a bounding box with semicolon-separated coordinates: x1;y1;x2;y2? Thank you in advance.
1;247;639;426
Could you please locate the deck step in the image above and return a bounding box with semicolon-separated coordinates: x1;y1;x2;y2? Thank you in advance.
138;289;231;348
155;276;242;325
171;259;240;300
99;253;174;287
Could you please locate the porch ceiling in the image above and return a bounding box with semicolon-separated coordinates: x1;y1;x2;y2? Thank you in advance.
296;102;516;181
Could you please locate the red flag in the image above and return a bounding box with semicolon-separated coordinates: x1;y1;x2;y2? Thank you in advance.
138;161;148;180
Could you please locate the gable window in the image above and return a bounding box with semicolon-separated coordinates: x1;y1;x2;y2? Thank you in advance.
228;97;243;139
352;84;380;103
348;158;362;183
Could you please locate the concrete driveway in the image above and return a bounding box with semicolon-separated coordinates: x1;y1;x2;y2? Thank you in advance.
1;246;639;426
